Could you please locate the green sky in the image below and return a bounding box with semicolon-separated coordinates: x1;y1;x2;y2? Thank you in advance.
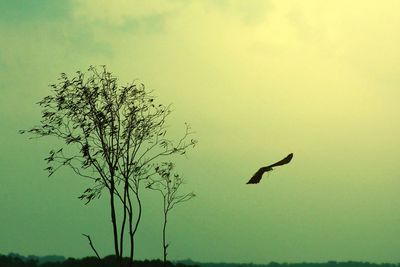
1;0;400;264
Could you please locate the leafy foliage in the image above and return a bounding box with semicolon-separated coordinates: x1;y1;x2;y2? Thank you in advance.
21;66;196;202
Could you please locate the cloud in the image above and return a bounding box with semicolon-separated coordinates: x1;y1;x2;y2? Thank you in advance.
205;0;272;24
71;0;185;25
0;0;71;23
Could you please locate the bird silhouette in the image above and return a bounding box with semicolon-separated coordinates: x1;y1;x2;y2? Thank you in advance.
246;153;293;184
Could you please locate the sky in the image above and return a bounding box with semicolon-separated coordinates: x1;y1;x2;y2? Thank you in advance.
1;0;400;264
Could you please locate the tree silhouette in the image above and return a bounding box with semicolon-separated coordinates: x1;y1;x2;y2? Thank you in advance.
21;66;197;267
147;162;195;267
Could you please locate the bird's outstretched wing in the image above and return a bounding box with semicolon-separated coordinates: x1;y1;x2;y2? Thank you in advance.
246;166;272;184
246;153;293;184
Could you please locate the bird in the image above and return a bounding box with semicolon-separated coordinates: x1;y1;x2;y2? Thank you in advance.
246;153;293;184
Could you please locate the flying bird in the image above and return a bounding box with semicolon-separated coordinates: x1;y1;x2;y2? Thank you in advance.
246;153;293;184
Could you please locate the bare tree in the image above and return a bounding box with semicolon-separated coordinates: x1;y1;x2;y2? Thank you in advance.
147;162;195;267
20;66;197;267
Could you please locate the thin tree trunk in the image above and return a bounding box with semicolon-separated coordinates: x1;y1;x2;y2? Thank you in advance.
127;190;143;267
162;197;168;267
127;196;134;267
119;179;129;259
109;185;121;266
126;188;139;267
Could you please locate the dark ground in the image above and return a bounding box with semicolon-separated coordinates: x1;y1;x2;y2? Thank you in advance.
0;254;197;267
2;254;400;267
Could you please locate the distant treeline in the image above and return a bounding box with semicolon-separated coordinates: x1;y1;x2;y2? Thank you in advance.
2;254;400;267
178;260;400;267
0;254;198;267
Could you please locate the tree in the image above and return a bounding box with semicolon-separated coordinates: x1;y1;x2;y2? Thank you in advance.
21;66;197;267
147;162;195;267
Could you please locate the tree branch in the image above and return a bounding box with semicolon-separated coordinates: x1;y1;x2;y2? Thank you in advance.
82;234;101;260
